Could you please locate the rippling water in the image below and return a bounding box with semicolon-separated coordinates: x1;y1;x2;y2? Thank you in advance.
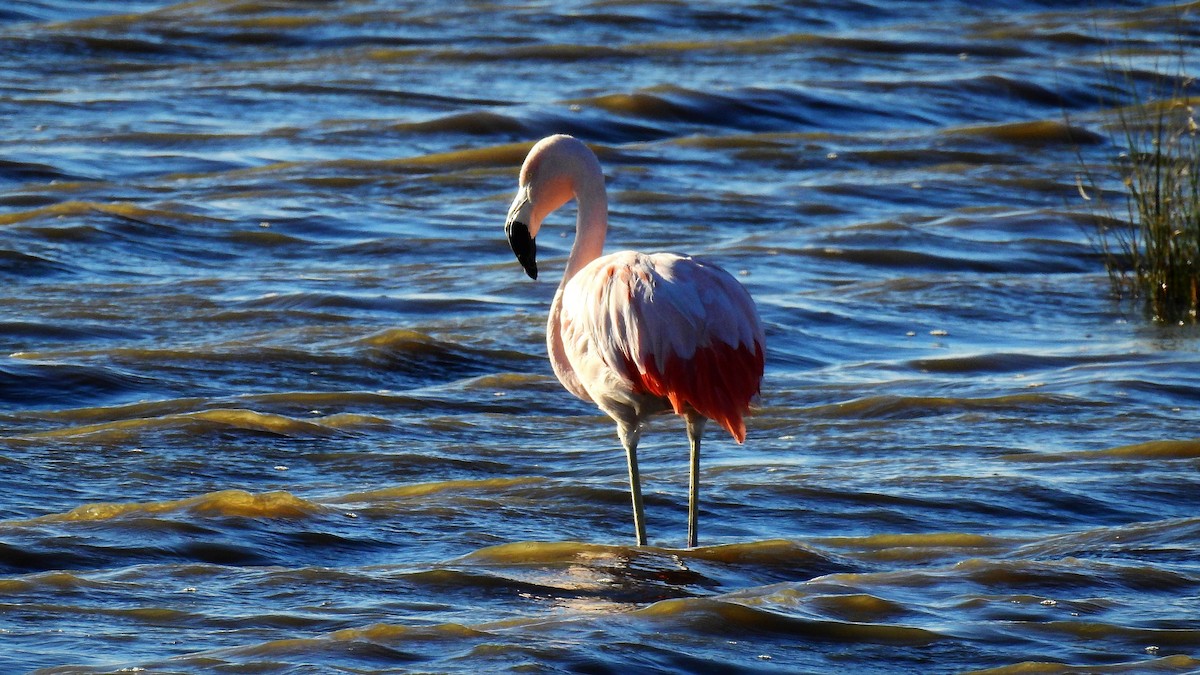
2;1;1200;673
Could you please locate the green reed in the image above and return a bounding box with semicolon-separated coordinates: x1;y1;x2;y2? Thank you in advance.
1079;54;1200;323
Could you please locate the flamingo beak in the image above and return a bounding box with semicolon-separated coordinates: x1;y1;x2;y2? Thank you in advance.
505;219;538;280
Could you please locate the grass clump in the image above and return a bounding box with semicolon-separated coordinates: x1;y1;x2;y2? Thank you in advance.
1079;58;1200;324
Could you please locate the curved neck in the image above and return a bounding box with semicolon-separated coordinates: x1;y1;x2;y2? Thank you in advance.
546;155;607;403
560;161;608;286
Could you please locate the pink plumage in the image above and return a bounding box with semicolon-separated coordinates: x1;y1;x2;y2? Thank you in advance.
503;134;765;548
562;251;764;442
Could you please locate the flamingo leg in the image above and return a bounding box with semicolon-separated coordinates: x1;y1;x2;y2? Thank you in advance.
623;437;648;546
686;415;706;549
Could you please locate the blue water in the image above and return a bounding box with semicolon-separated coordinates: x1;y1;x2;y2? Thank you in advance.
1;1;1198;673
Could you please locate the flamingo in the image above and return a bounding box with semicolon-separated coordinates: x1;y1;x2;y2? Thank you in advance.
502;134;765;548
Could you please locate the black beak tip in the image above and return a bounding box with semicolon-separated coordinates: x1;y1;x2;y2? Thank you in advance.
505;220;538;280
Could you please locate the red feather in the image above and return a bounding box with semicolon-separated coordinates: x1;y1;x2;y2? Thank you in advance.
634;339;763;443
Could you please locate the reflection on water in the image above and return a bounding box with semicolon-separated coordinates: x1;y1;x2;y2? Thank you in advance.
1;0;1199;672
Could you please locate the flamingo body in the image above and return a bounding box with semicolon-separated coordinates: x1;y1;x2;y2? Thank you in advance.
504;134;764;547
560;250;763;443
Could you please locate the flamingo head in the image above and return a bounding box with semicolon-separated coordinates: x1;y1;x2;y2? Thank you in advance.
505;135;583;280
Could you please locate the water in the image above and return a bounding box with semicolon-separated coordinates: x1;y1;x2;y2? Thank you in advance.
1;1;1199;672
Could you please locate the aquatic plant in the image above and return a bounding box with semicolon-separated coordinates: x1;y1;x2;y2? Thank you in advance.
1079;52;1200;323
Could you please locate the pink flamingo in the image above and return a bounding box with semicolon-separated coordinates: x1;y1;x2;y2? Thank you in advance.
503;134;765;548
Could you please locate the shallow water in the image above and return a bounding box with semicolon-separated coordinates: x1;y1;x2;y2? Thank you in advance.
2;1;1199;673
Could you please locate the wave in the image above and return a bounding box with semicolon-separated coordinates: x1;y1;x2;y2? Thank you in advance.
6;395;209;426
907;352;1111;375
636;596;941;644
1014;517;1200;564
7;326;535;407
334;477;546;504
1003;439;1200;463
0;157;86;185
0;248;73;278
400;566;617;601
948;119;1105;146
947;557;1197;595
395;141;540;171
234;389;507;414
441;31;1031;63
575;85;815;129
0;319;142;343
232;291;498;314
2;382;544;436
7;407;379;442
966;654;1200;674
0;200;245;273
5;478;597;528
0;199;215;228
807;392;1084;420
455;539;637;565
13;489;325;524
329;621;488;642
817;532;1012;564
569;84;922;133
0;358;155;408
355;327;536;380
796;243;1058;274
445;538;854;600
390;108;672;145
1017;619;1200;647
681;538;845;566
148;623;488;672
0;570;112;594
454;537;846;569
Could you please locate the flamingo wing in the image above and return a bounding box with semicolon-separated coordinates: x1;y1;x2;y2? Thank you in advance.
560;251;765;442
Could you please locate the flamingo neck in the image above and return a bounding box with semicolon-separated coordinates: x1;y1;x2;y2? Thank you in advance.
546;163;607;403
560;165;608;286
